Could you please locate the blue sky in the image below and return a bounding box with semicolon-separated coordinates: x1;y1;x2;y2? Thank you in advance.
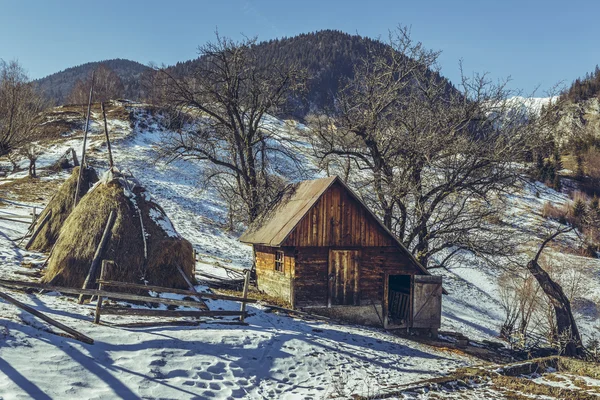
0;0;597;94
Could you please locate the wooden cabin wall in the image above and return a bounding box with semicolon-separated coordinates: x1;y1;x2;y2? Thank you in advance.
283;182;394;248
293;246;421;308
254;245;294;305
293;247;329;307
359;247;421;301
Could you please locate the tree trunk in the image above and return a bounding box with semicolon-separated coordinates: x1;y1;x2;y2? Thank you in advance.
525;259;583;357
28;159;36;178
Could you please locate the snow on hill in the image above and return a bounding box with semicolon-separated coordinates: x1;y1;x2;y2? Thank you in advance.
507;96;558;115
0;102;599;398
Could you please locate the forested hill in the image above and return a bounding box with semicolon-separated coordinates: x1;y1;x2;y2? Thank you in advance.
35;31;456;117
169;30;457;118
34;59;149;104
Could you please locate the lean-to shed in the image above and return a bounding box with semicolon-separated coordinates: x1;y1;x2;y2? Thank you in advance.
240;176;443;331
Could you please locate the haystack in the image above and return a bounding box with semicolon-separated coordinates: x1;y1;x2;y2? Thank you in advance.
27;166;98;252
42;171;195;289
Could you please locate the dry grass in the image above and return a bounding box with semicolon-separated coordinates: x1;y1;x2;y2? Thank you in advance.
43;173;194;290
0;175;63;203
27;167;98;252
542;201;569;224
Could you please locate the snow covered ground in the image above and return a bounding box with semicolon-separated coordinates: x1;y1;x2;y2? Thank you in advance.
1;102;599;399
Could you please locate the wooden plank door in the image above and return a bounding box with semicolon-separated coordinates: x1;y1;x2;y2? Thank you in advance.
328;250;359;306
411;275;442;329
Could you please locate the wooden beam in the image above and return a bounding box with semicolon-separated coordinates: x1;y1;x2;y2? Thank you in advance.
0;290;94;344
96;280;257;303
0;279;218;309
24;210;52;249
100;308;247;318
78;211;116;304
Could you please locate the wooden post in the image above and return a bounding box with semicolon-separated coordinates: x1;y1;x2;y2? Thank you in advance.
78;210;116;304
32;207;36;224
74;71;95;207
240;269;250;323
101;102;114;169
0;290;94;344
94;260;111;324
71;148;79;167
24;210;52;250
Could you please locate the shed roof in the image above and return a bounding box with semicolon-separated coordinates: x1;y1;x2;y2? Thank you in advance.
240;176;433;277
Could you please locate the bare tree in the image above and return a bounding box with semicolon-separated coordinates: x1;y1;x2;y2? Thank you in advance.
68;64;124;104
155;33;307;224
0;60;47;156
308;26;533;267
22;144;41;177
524;226;584;356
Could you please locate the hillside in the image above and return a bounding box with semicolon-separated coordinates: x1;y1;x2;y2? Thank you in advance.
34;31;456;118
34;59;149;104
0;103;600;398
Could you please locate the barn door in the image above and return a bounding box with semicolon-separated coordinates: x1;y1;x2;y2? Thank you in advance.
411;275;442;329
328;250;359;306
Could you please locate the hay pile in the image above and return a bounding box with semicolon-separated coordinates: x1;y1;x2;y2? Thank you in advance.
27;166;98;252
42;171;195;289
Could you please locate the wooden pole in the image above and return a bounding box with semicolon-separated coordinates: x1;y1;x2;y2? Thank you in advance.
32;207;36;224
24;210;52;250
78;210;116;304
94;260;111;324
100;102;114;169
240;269;250;323
74;71;95;207
0;290;94;344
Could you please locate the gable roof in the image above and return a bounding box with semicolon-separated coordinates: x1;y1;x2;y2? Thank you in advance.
240;176;433;277
240;176;338;247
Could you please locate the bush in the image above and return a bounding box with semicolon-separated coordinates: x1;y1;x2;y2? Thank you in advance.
542;202;568;224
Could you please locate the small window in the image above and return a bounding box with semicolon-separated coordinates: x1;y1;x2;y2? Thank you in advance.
275;250;284;273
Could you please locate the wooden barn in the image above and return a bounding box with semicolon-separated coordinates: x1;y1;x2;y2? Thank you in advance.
240;176;443;331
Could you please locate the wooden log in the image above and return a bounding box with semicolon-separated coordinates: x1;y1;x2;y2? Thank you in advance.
100;102;114;169
78;211;116;304
240;269;250;323
0;290;94;345
74;71;95;207
94;260;111;324
100;308;247;318
96;280;257;303
0;279;235;308
24;210;52;249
